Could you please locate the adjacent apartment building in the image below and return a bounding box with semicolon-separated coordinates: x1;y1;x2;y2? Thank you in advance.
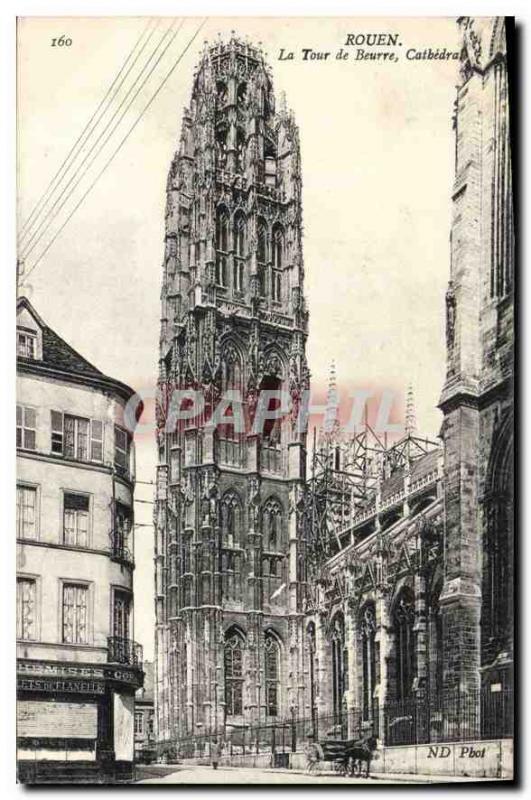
16;297;143;783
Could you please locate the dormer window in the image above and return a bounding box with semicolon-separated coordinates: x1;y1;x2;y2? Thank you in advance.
17;331;37;359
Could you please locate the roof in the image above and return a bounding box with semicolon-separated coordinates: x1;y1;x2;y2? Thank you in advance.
41;324;104;378
17;296;138;404
380;448;440;501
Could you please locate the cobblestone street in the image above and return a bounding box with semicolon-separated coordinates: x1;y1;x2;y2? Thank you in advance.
135;764;498;785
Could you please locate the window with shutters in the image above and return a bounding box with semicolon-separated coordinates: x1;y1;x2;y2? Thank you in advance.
65;415;89;460
62;583;89;644
50;412;103;463
17;485;38;539
16;405;36;450
17;578;36;640
63;493;90;547
114;425;130;474
90;420;103;461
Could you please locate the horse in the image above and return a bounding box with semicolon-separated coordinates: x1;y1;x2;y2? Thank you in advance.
347;736;379;778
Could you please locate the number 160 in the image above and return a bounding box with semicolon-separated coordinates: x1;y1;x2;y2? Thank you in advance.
51;36;72;47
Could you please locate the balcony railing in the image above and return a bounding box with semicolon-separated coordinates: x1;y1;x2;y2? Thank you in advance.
260;445;283;474
110;532;134;567
218;437;245;468
107;636;143;668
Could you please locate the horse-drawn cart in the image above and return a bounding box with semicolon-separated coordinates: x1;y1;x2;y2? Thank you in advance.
305;736;378;778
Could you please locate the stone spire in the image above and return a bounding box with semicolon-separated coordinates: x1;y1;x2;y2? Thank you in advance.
323;359;340;435
405;383;416;436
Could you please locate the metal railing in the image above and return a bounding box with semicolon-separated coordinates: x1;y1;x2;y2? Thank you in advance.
156;687;513;760
107;636;143;668
110;533;134;567
383;689;513;746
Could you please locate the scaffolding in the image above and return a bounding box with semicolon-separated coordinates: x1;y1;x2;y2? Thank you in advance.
303;414;439;578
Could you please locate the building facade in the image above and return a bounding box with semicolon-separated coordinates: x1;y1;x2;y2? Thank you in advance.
154;36;309;746
154;17;514;760
135;661;155;763
16;297;143;783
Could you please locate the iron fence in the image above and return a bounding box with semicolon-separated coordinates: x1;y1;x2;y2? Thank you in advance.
383;689;513;746
156;687;513;760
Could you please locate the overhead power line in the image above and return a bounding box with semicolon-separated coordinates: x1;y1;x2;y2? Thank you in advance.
20;18;183;262
18;18;157;244
22;17;207;283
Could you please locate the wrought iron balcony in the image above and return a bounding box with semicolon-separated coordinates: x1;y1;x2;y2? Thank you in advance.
107;636;143;668
110;532;134;568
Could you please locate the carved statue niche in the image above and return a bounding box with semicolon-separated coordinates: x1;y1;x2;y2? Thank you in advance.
288;354;301;429
445;281;456;349
246;374;258;426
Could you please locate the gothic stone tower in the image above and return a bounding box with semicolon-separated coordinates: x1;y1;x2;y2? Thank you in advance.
154;36;309;748
439;17;514;709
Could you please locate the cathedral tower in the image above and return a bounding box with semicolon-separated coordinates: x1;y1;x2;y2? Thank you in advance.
439;18;514;705
154;36;309;748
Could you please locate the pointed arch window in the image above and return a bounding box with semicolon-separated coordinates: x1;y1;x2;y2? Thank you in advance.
272;225;283;268
216;126;228;170
222;345;243;393
483;425;513;663
224;630;245;716
360;603;377;721
221;491;242;548
393;588;416;702
258;370;283;456
271;225;283;302
236;130;246;174
265;632;281;717
262;498;282;551
233;212;246;294
331;613;345;726
218;346;244;467
264;139;277;187
237;82;247;106
222;550;243;602
216;80;228;107
215;207;229;287
257;219;267;298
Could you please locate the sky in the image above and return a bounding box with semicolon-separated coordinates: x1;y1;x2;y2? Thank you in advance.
17;16;461;660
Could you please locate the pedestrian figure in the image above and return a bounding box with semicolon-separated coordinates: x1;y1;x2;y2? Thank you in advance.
211;740;221;770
